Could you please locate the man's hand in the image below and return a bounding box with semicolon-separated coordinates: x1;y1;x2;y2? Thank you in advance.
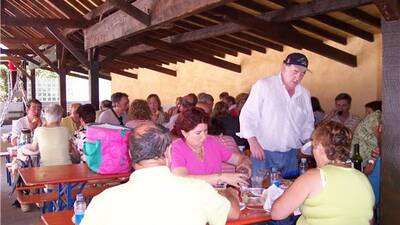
248;137;265;160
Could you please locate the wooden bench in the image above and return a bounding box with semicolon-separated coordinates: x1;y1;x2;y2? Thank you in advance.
16;185;109;212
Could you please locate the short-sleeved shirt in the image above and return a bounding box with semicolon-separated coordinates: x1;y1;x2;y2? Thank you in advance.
171;136;233;175
331;113;361;132
80;166;231;225
32;126;72;167
60;116;80;136
11;116;30;140
297;165;374;225
97;109;127;126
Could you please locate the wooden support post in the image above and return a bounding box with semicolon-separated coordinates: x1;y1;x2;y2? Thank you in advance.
21;61;27;93
11;70;17;89
88;48;100;110
381;18;400;225
30;69;36;99
59;70;67;114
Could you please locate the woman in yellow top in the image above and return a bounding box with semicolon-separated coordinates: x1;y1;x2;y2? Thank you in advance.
61;103;81;135
272;121;374;225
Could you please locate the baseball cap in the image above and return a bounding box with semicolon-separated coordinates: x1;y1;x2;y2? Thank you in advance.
283;53;310;72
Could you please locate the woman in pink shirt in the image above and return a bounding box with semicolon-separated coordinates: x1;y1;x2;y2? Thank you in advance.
170;107;251;187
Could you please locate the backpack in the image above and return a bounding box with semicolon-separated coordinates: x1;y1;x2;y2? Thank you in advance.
83;124;132;174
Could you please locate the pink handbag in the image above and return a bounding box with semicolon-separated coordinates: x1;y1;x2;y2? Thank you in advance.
84;124;132;174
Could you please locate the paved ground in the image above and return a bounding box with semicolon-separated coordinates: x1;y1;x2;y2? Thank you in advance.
1;158;41;225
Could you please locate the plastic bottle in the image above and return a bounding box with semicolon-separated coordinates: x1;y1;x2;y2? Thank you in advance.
270;167;281;187
73;194;86;225
299;158;307;175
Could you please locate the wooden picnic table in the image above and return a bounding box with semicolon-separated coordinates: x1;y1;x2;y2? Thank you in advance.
19;164;131;211
41;208;271;225
18;164;131;186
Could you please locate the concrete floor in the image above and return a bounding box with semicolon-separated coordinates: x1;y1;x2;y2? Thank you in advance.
1;159;41;225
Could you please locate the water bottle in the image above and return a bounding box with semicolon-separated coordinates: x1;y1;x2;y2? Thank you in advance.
299;158;307;175
73;194;86;225
270;167;281;187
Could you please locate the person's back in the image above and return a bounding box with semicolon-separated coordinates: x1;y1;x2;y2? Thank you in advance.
298;165;374;225
33;126;71;166
81;166;230;225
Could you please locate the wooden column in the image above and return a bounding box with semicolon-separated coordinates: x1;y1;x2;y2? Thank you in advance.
30;69;36;99
88;48;100;110
21;61;27;93
381;18;400;225
10;70;17;89
59;70;67;114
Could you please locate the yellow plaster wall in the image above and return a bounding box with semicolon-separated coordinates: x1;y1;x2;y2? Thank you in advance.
111;34;382;116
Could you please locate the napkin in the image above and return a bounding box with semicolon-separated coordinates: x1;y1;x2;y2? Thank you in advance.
263;184;301;216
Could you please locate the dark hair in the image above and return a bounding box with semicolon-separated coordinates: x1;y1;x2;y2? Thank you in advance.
27;99;42;109
76;104;96;123
111;92;129;104
181;95;196;109
100;100;112;109
129;123;172;163
172;107;209;138
311;96;324;113
219;92;229;100
211;101;229;118
188;93;198;105
128;99;152;120
224;96;236;105
312;121;352;163
335;93;352;104
147;94;163;111
365;101;382;112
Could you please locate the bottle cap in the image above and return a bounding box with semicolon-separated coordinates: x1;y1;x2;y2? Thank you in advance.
76;193;84;201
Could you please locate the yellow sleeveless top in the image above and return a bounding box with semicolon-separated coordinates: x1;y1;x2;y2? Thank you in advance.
297;165;374;225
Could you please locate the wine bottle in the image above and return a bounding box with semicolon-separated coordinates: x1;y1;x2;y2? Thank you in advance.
352;144;363;171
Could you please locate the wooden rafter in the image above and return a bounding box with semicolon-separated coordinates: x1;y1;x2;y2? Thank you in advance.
217;7;357;67
139;36;241;73
46;26;90;68
25;43;59;73
1;37;57;45
1;14;91;28
108;0;151;26
84;0;237;49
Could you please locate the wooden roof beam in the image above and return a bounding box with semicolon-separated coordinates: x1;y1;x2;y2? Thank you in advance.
266;0;373;22
217;7;357;67
108;0;151;26
46;26;90;69
342;8;381;28
84;0;237;49
25;43;59;73
374;0;400;21
139;36;241;73
1;37;58;45
1;14;91;28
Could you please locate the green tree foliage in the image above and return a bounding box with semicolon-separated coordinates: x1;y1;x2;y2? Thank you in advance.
0;65;9;102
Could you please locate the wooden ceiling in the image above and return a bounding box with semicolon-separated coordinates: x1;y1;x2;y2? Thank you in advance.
0;0;397;79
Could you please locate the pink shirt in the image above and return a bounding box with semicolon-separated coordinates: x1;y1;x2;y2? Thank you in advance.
171;136;233;175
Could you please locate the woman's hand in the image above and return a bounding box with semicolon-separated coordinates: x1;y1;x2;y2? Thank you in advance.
220;173;249;188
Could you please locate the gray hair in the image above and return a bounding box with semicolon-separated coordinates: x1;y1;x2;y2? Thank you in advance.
198;92;214;104
44;104;64;123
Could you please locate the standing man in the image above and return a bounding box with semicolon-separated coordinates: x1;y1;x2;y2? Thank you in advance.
239;53;314;179
97;92;129;126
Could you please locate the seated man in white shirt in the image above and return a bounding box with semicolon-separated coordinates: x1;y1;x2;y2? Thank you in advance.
81;122;240;225
323;93;361;131
11;99;43;146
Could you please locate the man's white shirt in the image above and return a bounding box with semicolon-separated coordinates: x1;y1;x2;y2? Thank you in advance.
239;74;314;152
